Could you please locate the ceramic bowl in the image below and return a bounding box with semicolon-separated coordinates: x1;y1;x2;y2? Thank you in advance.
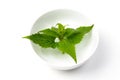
31;9;99;70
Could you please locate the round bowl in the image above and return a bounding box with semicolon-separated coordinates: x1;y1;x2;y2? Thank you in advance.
31;9;99;70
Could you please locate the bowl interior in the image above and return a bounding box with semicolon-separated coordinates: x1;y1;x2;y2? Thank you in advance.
31;9;99;70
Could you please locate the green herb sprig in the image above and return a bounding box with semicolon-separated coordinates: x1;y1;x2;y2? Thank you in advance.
23;23;93;63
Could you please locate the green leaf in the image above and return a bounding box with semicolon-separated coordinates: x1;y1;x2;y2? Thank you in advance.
51;27;58;33
23;33;56;48
67;25;94;44
67;31;83;44
56;23;66;40
57;23;65;33
40;29;59;37
64;28;75;37
76;24;94;34
57;39;77;63
23;23;94;63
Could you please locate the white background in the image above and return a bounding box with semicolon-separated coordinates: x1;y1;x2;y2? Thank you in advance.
0;0;120;80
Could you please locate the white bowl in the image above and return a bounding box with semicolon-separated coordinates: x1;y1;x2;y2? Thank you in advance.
31;9;99;70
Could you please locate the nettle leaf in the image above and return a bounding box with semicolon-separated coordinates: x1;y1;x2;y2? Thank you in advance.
64;28;75;37
57;39;77;63
67;25;93;44
51;27;58;33
57;23;65;33
23;33;56;48
40;29;59;37
56;23;65;40
23;23;94;63
67;31;83;44
76;25;94;34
